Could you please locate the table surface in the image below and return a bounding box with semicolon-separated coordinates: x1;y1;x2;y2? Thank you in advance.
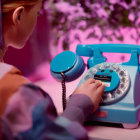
35;76;140;140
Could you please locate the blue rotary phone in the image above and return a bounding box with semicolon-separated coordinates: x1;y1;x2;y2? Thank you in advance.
50;44;140;129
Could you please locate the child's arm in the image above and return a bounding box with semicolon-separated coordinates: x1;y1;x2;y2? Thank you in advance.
73;79;105;111
62;79;105;124
2;80;105;140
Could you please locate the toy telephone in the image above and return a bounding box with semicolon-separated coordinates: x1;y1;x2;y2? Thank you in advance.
50;44;140;129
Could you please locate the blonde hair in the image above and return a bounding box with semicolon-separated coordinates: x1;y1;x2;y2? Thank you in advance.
2;0;40;13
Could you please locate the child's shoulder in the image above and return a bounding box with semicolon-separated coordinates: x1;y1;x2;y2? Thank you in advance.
0;62;29;116
0;62;14;79
0;62;29;87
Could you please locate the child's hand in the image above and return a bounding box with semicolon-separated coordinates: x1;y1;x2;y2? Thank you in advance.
73;79;105;112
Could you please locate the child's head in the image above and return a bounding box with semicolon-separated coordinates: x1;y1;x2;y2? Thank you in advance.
0;0;42;55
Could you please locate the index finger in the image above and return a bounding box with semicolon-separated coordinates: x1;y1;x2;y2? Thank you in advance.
85;78;96;84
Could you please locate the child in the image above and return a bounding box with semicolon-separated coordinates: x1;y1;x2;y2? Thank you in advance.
0;0;105;139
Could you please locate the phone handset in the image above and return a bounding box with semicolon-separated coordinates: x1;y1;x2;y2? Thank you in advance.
76;44;140;71
50;51;85;110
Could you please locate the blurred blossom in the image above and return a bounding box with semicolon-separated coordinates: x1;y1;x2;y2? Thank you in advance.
94;26;102;37
109;0;119;4
55;2;72;13
92;3;101;9
135;18;140;26
91;3;101;15
128;13;135;22
109;5;114;11
97;8;108;18
106;29;113;36
131;0;136;7
130;28;137;39
55;1;84;15
77;21;87;29
119;1;129;9
114;29;121;37
85;1;91;7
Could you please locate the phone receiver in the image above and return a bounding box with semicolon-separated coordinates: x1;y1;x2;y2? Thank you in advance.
76;44;140;69
50;51;85;82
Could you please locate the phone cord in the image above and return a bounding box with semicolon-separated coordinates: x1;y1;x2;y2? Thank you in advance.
61;72;66;111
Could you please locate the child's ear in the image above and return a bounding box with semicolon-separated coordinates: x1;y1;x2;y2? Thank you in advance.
12;6;24;25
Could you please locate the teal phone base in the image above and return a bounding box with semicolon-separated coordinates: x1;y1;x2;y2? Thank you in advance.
50;44;140;129
77;44;140;129
79;62;140;129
